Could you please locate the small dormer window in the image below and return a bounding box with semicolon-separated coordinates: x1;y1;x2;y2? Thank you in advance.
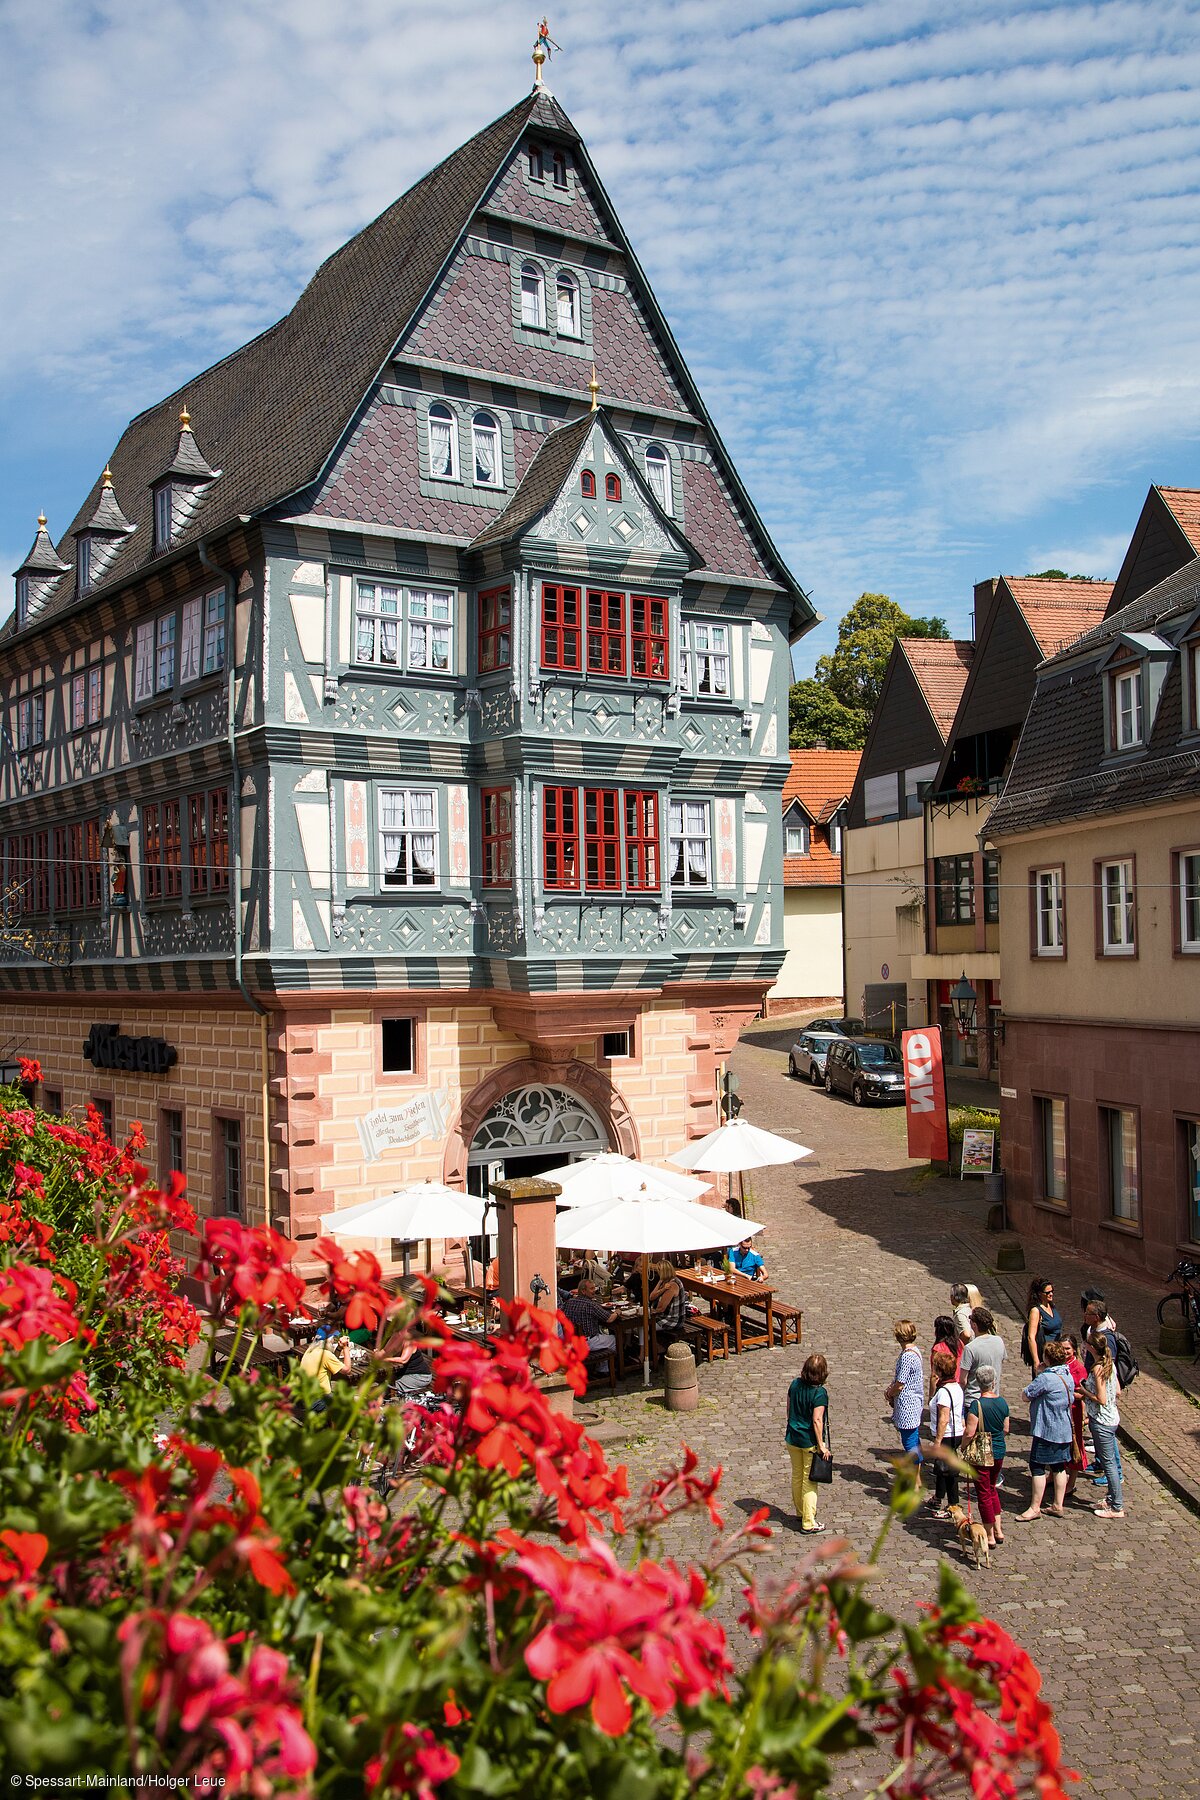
520;263;546;330
154;484;175;550
1111;663;1143;750
472;411;500;487
580;471;596;499
551;150;568;189
77;538;92;594
428;403;458;481
15;576;28;630
645;444;671;513
605;474;621;503
555;272;580;338
528;145;544;182
785;821;810;856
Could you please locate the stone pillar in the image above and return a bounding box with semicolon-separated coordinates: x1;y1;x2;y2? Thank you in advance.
490;1174;560;1319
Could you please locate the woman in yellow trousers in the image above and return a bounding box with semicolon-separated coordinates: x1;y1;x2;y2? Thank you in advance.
785;1353;830;1533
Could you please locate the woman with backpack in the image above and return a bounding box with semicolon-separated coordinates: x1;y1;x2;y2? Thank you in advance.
1022;1277;1062;1375
1016;1338;1075;1520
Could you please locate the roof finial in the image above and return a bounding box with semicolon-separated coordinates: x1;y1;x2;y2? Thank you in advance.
532;17;558;86
179;404;191;432
37;512;46;530
102;466;113;488
588;364;600;411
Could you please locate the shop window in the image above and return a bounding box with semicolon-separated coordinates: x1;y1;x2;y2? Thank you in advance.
630;595;669;681
669;799;711;888
161;1107;185;1181
477;586;511;674
215;1115;243;1217
481;788;513;888
586;591;626;676
1032;866;1064;957
1182;1118;1200;1243
381;1017;416;1075
1098;857;1136;956
935;855;974;925
1101;1105;1139;1225
1034;1095;1068;1208
540;584;582;672
378;788;438;888
602;1031;631;1060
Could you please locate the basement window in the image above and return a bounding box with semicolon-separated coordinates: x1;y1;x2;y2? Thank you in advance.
602;1030;631;1060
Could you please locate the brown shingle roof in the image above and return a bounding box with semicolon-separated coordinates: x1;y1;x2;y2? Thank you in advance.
1003;577;1113;657
1157;487;1200;554
897;638;974;738
781;749;861;887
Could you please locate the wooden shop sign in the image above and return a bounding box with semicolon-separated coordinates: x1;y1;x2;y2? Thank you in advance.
82;1024;178;1076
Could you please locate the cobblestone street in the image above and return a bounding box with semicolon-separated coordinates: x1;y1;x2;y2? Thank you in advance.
582;1022;1200;1799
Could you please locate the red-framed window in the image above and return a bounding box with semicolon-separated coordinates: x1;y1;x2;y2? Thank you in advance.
53;827;67;913
144;805;163;902
580;471;596;499
188;793;209;897
584;788;622;890
163;800;182;900
481;787;514;887
541;584;582;672
605;474;621;502
83;820;104;910
586;590;626;676
543;786;580;890
477;586;512;674
624;791;659;891
210;788;230;895
631;595;669;681
32;830;49;914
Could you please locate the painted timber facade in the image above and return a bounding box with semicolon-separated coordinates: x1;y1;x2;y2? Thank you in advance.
3;86;812;1256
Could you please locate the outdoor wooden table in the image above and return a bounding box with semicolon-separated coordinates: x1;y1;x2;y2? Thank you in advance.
611;1307;646;1378
679;1268;775;1355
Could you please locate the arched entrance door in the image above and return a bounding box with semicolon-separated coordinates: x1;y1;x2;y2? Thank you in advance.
465;1083;612;1197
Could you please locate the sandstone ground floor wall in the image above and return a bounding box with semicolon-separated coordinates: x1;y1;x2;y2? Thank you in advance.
0;992;269;1232
1000;1017;1200;1280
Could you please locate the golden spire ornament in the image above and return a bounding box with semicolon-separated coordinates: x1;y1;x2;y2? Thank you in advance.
532;18;559;87
588;364;600;411
102;466;113;487
179;404;192;431
37;513;46;529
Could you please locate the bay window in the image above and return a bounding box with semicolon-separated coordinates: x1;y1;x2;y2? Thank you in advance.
477;586;511;673
543;785;661;895
631;595;669;680
481;788;513;887
586;591;625;676
541;584;582;672
379;789;439;888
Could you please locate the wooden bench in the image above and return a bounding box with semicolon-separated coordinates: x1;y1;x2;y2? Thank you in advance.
772;1303;802;1347
585;1348;618;1393
682;1314;730;1362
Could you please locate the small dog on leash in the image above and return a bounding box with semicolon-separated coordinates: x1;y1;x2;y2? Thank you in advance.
947;1503;991;1570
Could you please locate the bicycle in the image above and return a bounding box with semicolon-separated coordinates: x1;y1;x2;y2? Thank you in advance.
1156;1260;1200;1345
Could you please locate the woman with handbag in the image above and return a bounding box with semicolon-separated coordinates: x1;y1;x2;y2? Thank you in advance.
1016;1338;1075;1520
929;1349;965;1518
960;1364;1010;1546
785;1353;830;1534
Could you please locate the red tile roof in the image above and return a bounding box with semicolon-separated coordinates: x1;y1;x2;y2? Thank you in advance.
1157;487;1200;554
897;638;974;738
1003;578;1113;656
781;749;861;887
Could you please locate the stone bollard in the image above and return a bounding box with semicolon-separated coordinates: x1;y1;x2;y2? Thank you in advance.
1159;1321;1194;1357
663;1340;699;1412
996;1240;1025;1272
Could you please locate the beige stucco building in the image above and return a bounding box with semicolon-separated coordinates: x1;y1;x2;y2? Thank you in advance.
765;750;858;1016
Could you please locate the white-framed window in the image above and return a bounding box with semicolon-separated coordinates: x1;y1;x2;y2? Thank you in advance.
156;613;176;693
201;591;226;675
555;271;580;337
154;484;174;550
828;820;843;856
427;403;458;480
181;597;202;684
378;787;439;888
669;799;712;888
551;149;568;189
1033;866;1064;956
1188;639;1200;734
71;673;86;733
77;538;92;593
785;823;810;856
135;621;154;702
15;576;29;629
520;263;546;330
1180;850;1200;951
354;582;454;674
1111;665;1144;750
472;411;500;487
1100;858;1135;955
681;621;731;698
16;693;44;751
644;444;671;514
1102;1105;1139;1224
527;145;544;182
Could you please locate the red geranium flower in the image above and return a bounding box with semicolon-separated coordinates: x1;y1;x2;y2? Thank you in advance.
16;1057;42;1086
366;1721;460;1799
315;1237;393;1332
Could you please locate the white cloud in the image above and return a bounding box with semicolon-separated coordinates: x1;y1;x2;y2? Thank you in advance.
3;0;1200;673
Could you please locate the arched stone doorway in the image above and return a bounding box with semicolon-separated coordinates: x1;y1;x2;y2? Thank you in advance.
442;1056;640;1193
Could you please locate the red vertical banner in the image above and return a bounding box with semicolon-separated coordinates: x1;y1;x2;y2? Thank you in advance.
901;1027;950;1162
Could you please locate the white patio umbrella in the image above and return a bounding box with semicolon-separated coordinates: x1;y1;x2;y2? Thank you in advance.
540;1151;709;1208
669;1118;812;1214
556;1187;762;1385
320;1182;488;1279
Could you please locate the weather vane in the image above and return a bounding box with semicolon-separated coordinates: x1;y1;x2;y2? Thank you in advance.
532;18;560;86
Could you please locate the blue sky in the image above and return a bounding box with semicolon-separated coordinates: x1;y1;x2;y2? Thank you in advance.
3;0;1200;671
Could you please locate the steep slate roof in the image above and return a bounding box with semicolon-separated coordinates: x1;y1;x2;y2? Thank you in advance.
782;750;860;888
17;83;810;637
986;556;1200;842
1003;577;1113;656
898;638;975;738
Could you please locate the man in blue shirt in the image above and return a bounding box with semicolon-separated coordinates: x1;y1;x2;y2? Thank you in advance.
729;1238;765;1279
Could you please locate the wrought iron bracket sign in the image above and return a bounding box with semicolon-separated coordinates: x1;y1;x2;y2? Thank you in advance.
82;1024;177;1076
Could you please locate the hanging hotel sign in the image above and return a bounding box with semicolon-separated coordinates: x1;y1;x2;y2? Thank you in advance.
82;1024;178;1076
356;1088;451;1162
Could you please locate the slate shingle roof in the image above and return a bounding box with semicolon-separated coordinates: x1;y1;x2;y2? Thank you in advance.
15;520;69;577
1003;577;1113;656
899;638;974;739
986;556;1200;841
782;750;860;888
469;413;595;551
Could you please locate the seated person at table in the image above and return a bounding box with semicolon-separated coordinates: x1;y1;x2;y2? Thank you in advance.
560;1280;618;1359
650;1259;690;1350
375;1280;435;1399
299;1325;353;1396
729;1238;765;1280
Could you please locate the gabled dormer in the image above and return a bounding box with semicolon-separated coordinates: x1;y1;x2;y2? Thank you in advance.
1099;630;1174;757
12;514;70;630
151;405;218;552
1175;599;1200;739
73;467;135;596
783;798;812;857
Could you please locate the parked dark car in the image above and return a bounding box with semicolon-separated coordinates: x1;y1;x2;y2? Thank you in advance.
824;1037;905;1106
805;1016;866;1037
788;1030;843;1085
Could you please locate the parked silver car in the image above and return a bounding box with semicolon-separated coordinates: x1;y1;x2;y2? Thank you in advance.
788;1030;844;1086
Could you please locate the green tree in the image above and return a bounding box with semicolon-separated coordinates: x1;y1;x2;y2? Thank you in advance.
789;592;949;748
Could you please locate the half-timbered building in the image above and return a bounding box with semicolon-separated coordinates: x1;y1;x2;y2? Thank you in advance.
2;78;811;1258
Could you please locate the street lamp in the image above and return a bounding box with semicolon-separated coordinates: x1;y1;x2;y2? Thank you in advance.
949;971;977;1036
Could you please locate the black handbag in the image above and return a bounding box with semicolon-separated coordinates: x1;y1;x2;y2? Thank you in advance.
810;1420;833;1484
